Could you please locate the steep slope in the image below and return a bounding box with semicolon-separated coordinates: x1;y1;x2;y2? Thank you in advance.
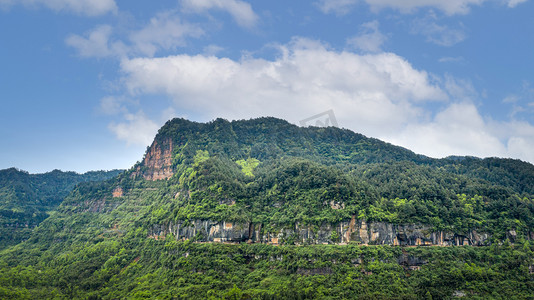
53;117;534;245
0;117;533;298
0;168;123;249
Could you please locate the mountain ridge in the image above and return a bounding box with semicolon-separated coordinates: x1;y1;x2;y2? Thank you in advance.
1;116;534;298
134;117;534;194
46;116;534;246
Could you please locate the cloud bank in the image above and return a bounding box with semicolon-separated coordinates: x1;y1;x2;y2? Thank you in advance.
109;38;534;164
120;38;444;131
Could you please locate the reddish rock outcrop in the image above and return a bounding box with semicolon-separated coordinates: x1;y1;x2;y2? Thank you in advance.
134;138;175;181
112;187;123;198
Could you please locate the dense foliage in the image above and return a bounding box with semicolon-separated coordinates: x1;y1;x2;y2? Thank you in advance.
1;234;534;299
134;118;534;237
1;117;534;298
0;168;123;249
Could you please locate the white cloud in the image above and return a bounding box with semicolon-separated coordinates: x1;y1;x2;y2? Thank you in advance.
120;38;445;139
108;111;159;146
100;96;125;115
389;103;507;159
316;0;358;15
0;0;117;16
503;95;519;103
507;0;529;8
66;14;203;58
507;136;534;163
129;12;204;57
491;120;534;163
346;20;387;52
181;0;258;28
442;75;478;101
203;45;225;56
366;0;485;15
98;96;140;115
115;38;534;164
412;14;466;46
501;82;534;118
316;0;487;15
66;25;127;58
388;103;534;164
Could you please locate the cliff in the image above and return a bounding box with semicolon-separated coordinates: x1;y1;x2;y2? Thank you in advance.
147;218;503;246
133;138;175;180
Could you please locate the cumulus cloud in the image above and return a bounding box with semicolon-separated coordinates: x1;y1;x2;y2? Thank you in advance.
181;0;258;28
389;103;507;158
108;111;159;146
389;103;534;163
0;0;117;16
114;38;534;164
507;134;534;163
346;20;387;52
120;38;445;139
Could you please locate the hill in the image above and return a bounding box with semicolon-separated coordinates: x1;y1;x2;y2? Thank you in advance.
0;168;123;249
0;117;533;298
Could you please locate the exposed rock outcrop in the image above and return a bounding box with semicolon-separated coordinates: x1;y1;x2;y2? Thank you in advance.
133;138;174;181
147;218;492;246
112;187;123;198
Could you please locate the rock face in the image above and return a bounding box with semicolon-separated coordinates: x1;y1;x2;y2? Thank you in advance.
134;138;174;181
148;217;492;246
112;187;123;198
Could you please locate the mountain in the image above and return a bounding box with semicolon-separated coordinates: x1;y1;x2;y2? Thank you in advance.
125;117;534;243
0;117;533;299
0;168;123;249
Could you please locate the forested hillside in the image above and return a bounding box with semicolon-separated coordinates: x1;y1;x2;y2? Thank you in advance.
0;168;123;249
0;117;533;299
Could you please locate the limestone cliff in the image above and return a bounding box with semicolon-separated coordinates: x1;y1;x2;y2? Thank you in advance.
147;218;498;246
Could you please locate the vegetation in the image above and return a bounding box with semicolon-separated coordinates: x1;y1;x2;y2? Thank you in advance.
1;117;533;298
0;168;123;249
1;237;534;299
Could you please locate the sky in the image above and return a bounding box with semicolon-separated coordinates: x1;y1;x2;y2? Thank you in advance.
1;0;533;173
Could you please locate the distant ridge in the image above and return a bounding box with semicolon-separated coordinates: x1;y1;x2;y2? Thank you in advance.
0;168;123;249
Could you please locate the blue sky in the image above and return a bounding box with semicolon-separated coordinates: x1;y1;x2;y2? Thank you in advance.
1;0;533;173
